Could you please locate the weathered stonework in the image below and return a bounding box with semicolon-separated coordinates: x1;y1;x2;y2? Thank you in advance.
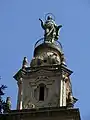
14;63;73;109
13;14;80;120
0;107;81;120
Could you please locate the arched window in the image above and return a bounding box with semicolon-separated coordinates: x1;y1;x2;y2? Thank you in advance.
39;84;45;101
34;83;48;101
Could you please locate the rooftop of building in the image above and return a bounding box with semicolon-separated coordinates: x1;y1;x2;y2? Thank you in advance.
0;107;81;120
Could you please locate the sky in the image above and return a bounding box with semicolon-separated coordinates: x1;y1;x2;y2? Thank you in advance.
0;0;90;119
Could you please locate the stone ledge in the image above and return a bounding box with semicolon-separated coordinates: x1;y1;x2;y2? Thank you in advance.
0;107;81;120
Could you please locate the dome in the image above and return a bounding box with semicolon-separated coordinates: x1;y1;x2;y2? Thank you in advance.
34;38;63;57
30;39;63;67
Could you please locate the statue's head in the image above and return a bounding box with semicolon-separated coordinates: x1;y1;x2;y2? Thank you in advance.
47;16;52;20
24;57;27;60
23;57;28;62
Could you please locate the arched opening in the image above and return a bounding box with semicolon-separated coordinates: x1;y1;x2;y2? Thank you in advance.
39;84;45;101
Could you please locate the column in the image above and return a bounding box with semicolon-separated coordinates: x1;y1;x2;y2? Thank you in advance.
60;74;67;107
17;78;23;110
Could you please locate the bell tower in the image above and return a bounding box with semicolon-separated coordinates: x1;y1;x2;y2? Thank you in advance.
14;14;77;110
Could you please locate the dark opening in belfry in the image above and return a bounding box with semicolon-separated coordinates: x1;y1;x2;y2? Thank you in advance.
39;84;45;101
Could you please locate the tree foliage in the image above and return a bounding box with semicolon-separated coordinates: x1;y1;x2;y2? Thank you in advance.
0;84;7;113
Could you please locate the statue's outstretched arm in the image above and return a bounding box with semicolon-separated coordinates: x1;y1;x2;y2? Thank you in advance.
39;18;45;29
57;25;62;30
39;18;43;22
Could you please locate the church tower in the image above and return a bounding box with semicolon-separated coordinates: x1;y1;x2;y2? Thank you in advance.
12;14;81;120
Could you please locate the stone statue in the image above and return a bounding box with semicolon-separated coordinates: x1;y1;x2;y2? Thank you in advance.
61;54;67;66
39;15;62;42
22;57;28;69
6;97;11;110
3;97;11;113
66;92;77;108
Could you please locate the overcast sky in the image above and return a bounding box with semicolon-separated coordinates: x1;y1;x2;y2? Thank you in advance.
0;0;90;120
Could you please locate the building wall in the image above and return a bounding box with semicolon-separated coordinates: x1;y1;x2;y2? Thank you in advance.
22;69;61;109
